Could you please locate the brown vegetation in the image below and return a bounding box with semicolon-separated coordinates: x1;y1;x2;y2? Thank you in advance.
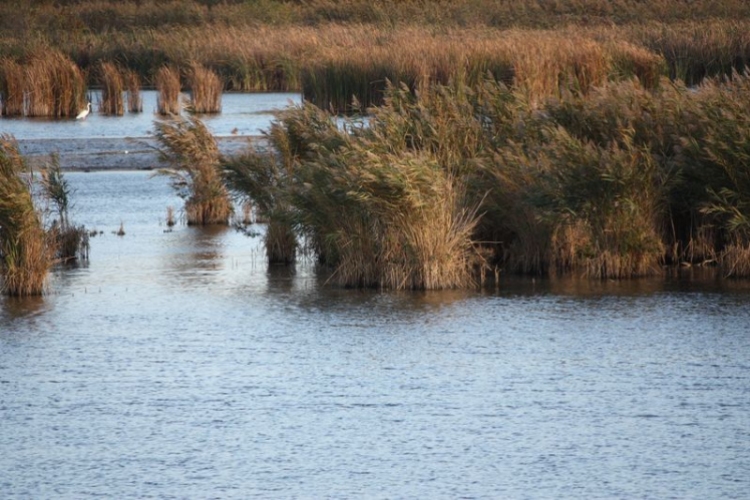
187;63;222;114
156;66;181;115
125;69;143;113
0;136;54;296
99;61;124;116
155;115;232;225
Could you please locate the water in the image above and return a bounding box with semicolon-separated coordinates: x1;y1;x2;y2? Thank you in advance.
0;91;301;169
1;171;749;498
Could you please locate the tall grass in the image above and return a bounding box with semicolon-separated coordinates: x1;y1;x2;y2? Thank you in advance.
156;65;181;115
99;61;124;116
154;115;232;225
187;62;222;114
0;135;53;296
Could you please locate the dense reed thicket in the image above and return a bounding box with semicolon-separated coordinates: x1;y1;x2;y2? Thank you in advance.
0;136;54;296
224;72;750;286
155;115;232;225
2;1;750;110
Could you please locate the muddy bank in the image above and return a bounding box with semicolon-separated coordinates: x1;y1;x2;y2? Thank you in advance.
17;136;266;171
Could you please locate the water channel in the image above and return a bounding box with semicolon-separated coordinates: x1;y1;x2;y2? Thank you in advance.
1;94;749;498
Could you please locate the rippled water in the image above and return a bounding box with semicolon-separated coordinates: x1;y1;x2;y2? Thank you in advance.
1;172;749;498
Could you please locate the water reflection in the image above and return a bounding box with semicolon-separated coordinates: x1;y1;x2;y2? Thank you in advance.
0;294;50;323
160;225;231;287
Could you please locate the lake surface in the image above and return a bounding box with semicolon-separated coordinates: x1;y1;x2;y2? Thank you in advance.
1;171;749;498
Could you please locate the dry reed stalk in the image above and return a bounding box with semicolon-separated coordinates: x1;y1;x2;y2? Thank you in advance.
720;242;750;277
156;65;181;115
99;62;124;115
187;63;222;113
0;135;54;296
125;69;143;113
155;115;232;225
0;58;25;116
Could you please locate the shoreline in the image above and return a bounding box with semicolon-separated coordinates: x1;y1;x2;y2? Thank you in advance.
17;135;265;171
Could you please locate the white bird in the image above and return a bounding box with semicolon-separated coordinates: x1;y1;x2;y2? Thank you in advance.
76;102;92;120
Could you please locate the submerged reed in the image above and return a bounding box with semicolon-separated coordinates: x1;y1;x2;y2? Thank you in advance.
0;135;53;296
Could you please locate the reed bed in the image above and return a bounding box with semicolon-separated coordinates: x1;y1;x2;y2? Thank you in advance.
155;115;232;225
155;66;181;116
0;58;25;116
99;62;124;116
3;20;750;111
187;63;222;114
0;135;53;296
6;0;750;35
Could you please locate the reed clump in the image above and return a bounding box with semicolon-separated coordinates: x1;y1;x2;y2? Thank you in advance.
228;89;483;289
156;65;181;116
99;62;124;116
187;63;222;114
125;69;143;113
40;154;89;263
0;135;54;296
155;115;232;225
24;49;87;118
223;124;299;264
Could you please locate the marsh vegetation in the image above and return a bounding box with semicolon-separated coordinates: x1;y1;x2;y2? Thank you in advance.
5;0;750;288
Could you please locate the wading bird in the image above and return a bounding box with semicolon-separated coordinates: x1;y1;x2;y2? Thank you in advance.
76;102;92;120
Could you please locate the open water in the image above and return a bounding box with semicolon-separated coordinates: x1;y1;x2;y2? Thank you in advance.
0;171;748;498
1;91;300;170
